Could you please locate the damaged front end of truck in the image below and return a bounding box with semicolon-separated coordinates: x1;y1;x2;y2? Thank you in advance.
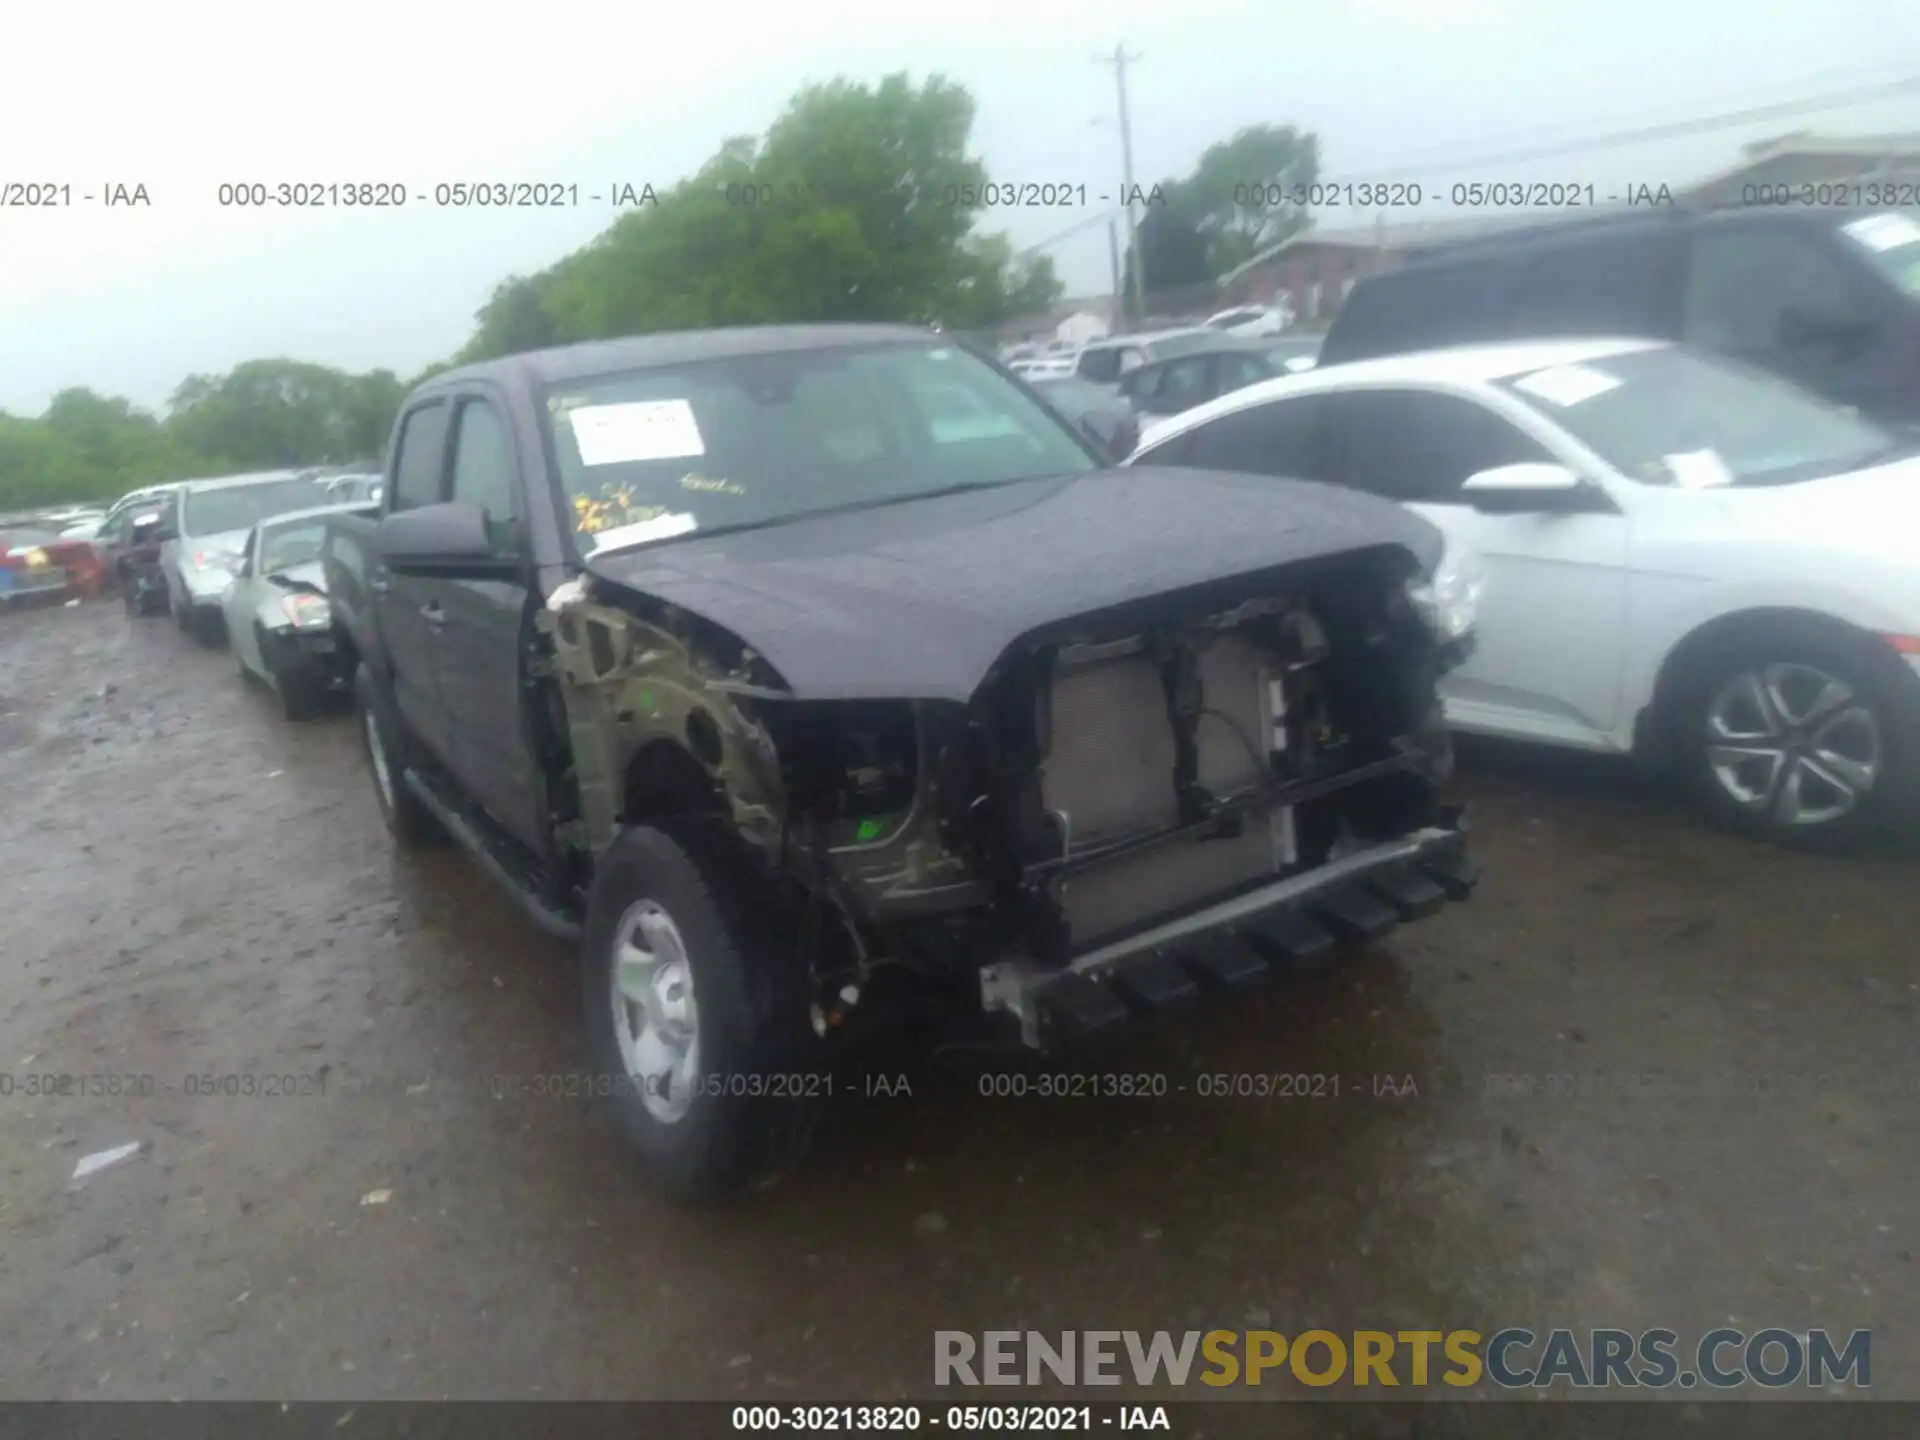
539;528;1478;1052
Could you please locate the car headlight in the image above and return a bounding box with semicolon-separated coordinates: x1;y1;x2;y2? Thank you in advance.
280;593;331;630
1407;542;1484;644
189;549;239;586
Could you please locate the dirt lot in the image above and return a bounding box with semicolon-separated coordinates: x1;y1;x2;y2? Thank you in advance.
2;598;1917;1409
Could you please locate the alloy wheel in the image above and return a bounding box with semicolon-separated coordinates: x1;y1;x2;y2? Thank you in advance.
610;900;702;1125
1704;662;1882;828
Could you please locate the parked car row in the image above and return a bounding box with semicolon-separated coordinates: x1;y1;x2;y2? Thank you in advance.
19;468;383;705
0;523;103;607
1007;327;1325;446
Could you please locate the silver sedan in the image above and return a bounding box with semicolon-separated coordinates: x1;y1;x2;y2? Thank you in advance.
220;504;362;721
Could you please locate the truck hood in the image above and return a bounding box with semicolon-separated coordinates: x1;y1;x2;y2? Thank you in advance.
583;467;1442;702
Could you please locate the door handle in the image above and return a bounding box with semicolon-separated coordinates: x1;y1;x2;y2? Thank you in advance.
421;602;445;631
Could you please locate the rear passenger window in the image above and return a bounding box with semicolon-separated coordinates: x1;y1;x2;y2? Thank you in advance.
1213;352;1271;393
1510;236;1675;337
1319;389;1553;503
1154;357;1211;410
1119;366;1162;404
1077;347;1121;383
1181;395;1331;478
390;401;451;512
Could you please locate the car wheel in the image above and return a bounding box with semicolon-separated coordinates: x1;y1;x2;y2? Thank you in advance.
172;583;190;630
1682;637;1905;849
354;663;442;846
278;673;320;723
582;821;821;1201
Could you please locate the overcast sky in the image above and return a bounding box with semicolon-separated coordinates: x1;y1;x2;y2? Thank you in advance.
3;0;1917;416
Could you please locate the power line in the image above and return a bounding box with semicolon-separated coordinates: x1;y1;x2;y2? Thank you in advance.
1338;64;1920;179
1013;72;1920;262
1336;73;1920;186
1017;206;1124;260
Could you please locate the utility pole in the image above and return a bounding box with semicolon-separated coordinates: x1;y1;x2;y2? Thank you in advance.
1095;42;1146;328
1107;217;1124;331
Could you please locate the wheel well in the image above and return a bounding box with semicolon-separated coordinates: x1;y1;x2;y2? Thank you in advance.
1638;607;1888;759
623;739;722;826
333;623;361;674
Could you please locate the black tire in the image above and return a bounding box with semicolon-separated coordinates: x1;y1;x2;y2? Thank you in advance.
173;581;190;630
278;672;320;723
1677;631;1909;850
354;663;443;846
582;821;821;1201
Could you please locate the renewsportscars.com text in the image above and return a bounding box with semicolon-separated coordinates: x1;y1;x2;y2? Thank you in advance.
934;1327;1870;1389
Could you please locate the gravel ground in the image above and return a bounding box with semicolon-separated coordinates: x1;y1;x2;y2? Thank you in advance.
1;598;1916;1414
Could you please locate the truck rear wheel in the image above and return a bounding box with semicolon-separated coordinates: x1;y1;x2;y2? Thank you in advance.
354;663;443;847
581;821;821;1201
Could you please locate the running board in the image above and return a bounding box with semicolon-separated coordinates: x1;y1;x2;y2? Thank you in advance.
401;768;582;942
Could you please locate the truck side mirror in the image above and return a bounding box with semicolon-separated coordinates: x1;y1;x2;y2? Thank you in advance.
378;502;519;578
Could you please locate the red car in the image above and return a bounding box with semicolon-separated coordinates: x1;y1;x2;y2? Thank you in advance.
0;526;109;607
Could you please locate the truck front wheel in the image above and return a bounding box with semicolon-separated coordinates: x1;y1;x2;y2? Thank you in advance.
582;821;821;1201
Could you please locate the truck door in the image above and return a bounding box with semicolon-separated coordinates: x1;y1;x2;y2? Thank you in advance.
433;391;546;853
380;399;458;765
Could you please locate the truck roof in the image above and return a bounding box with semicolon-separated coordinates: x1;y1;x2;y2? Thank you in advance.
420;323;942;392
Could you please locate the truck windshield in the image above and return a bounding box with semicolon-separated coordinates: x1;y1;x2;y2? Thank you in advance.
544;341;1101;553
182;478;328;536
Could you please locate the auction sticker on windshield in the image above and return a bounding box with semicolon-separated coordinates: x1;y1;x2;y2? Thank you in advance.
1512;364;1621;408
1664;448;1734;490
1843;212;1920;253
568;400;706;466
589;511;699;553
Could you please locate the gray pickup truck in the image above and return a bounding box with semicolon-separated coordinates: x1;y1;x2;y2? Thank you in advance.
324;323;1480;1201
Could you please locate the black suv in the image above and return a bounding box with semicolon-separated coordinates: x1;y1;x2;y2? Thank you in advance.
1320;207;1920;424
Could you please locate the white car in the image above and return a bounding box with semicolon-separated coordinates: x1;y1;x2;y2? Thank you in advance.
1010;357;1076;380
1206;304;1295;338
1130;337;1920;844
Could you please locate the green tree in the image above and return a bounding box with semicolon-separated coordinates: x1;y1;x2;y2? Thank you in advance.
1122;197;1215;298
0;414;99;508
937;233;1063;329
471;72;1058;354
459;273;566;363
1178;125;1320;274
165;360;400;470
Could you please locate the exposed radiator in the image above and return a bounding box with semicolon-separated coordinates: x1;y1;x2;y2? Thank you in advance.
1039;633;1296;947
